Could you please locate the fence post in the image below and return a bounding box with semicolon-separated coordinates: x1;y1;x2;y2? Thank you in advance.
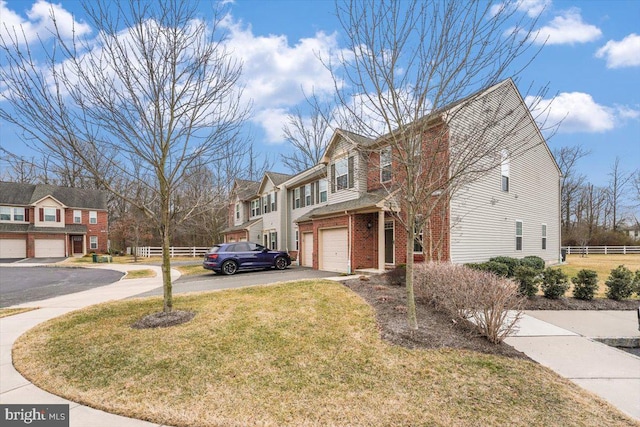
604;246;607;255
624;245;626;255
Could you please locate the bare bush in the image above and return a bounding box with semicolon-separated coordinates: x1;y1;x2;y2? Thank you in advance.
414;263;524;343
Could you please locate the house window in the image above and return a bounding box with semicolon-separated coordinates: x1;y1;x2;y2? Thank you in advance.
0;207;10;221
413;224;423;253
335;157;349;190
44;208;57;222
295;230;299;251
294;188;300;209
263;196;269;214
250;199;259;217
319;179;327;202
269;231;277;250
541;224;547;250
74;210;82;223
90;236;98;250
516;220;523;251
271;191;277;212
380;147;392;183
89;211;97;224
501;149;510;192
305;185;311;206
235;203;240;220
13;207;25;221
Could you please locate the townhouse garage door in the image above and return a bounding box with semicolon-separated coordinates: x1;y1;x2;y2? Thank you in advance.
0;239;26;258
34;239;65;257
319;228;348;273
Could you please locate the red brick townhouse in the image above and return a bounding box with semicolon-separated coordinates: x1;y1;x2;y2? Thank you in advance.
0;182;108;258
224;79;561;273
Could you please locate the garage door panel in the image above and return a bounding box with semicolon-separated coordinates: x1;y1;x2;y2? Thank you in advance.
0;239;27;258
320;228;348;273
34;239;65;257
302;232;313;267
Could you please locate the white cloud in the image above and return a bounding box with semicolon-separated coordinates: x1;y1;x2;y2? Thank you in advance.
595;33;640;68
533;8;601;45
0;0;91;44
525;92;639;134
492;0;551;18
218;16;353;144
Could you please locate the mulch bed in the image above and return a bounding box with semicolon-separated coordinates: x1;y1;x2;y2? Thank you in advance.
343;274;638;360
131;310;195;329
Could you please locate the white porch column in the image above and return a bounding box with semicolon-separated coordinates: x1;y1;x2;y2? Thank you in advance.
378;210;385;271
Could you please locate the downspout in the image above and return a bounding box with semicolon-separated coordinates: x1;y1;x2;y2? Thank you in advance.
558;175;563;264
346;211;352;274
282;184;289;255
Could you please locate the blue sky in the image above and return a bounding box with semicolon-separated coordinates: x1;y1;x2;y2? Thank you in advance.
1;0;638;194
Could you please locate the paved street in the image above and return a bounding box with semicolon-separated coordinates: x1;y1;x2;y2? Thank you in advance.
131;265;337;298
0;267;124;308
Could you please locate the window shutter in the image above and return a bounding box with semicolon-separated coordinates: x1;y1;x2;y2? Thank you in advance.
301;187;306;208
315;182;319;203
310;182;315;205
274;192;277;211
348;156;355;188
25;208;30;222
267;194;271;213
331;164;336;193
292;191;295;210
56;209;61;222
39;208;44;222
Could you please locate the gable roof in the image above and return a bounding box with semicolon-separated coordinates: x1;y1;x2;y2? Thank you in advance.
256;171;294;194
0;182;108;210
233;179;261;201
320;129;374;163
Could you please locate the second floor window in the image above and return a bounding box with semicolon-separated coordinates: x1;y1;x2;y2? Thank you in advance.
235;204;240;220
294;188;300;209
332;156;354;192
305;185;311;206
413;224;423;253
271;191;277;212
44;208;57;222
89;211;97;224
380;147;392;183
501;149;510;192
74;210;82;223
319;179;327;202
250;199;260;217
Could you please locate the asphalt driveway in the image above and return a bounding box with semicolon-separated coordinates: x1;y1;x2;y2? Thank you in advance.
131;266;338;298
0;267;125;307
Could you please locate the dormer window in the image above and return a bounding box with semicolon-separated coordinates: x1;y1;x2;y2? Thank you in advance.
235;203;240;220
319;179;327;202
44;208;57;222
332;156;354;192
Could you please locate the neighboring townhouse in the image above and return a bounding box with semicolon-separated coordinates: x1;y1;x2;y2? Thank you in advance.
222;172;292;251
223;79;561;273
0;182;108;258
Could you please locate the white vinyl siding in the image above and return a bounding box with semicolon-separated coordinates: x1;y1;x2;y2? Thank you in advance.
449;81;561;265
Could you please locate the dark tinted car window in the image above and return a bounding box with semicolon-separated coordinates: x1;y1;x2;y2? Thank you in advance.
234;242;250;252
225;244;236;252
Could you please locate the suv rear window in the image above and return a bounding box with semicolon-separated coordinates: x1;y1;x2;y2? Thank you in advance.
208;245;221;253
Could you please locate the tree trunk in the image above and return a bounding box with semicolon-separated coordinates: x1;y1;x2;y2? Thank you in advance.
405;209;418;330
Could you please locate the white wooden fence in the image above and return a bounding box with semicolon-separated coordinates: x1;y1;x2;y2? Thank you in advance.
563;246;640;255
134;246;210;258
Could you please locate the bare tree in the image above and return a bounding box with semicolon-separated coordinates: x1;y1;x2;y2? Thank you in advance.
607;157;631;231
0;0;249;315
553;146;589;231
281;95;336;173
329;0;548;328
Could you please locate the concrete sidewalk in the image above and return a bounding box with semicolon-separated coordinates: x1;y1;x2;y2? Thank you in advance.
1;263;178;427
506;310;640;421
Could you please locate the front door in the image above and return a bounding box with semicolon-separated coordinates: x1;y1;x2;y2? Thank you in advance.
384;221;394;264
72;236;83;254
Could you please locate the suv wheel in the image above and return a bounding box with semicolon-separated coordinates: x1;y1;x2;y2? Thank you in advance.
274;257;287;270
221;260;238;275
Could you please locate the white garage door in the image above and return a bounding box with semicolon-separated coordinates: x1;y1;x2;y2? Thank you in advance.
34;239;65;257
0;239;26;258
320;228;348;273
302;232;313;267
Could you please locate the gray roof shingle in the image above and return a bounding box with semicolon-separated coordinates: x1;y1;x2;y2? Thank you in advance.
0;182;107;210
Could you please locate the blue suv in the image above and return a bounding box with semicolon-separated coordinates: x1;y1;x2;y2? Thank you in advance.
203;242;291;275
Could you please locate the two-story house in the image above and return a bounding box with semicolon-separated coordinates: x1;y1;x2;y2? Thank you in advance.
0;182;109;258
223;79;561;273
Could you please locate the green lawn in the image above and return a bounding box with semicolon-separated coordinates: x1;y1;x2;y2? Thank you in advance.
12;280;637;427
555;254;640;297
